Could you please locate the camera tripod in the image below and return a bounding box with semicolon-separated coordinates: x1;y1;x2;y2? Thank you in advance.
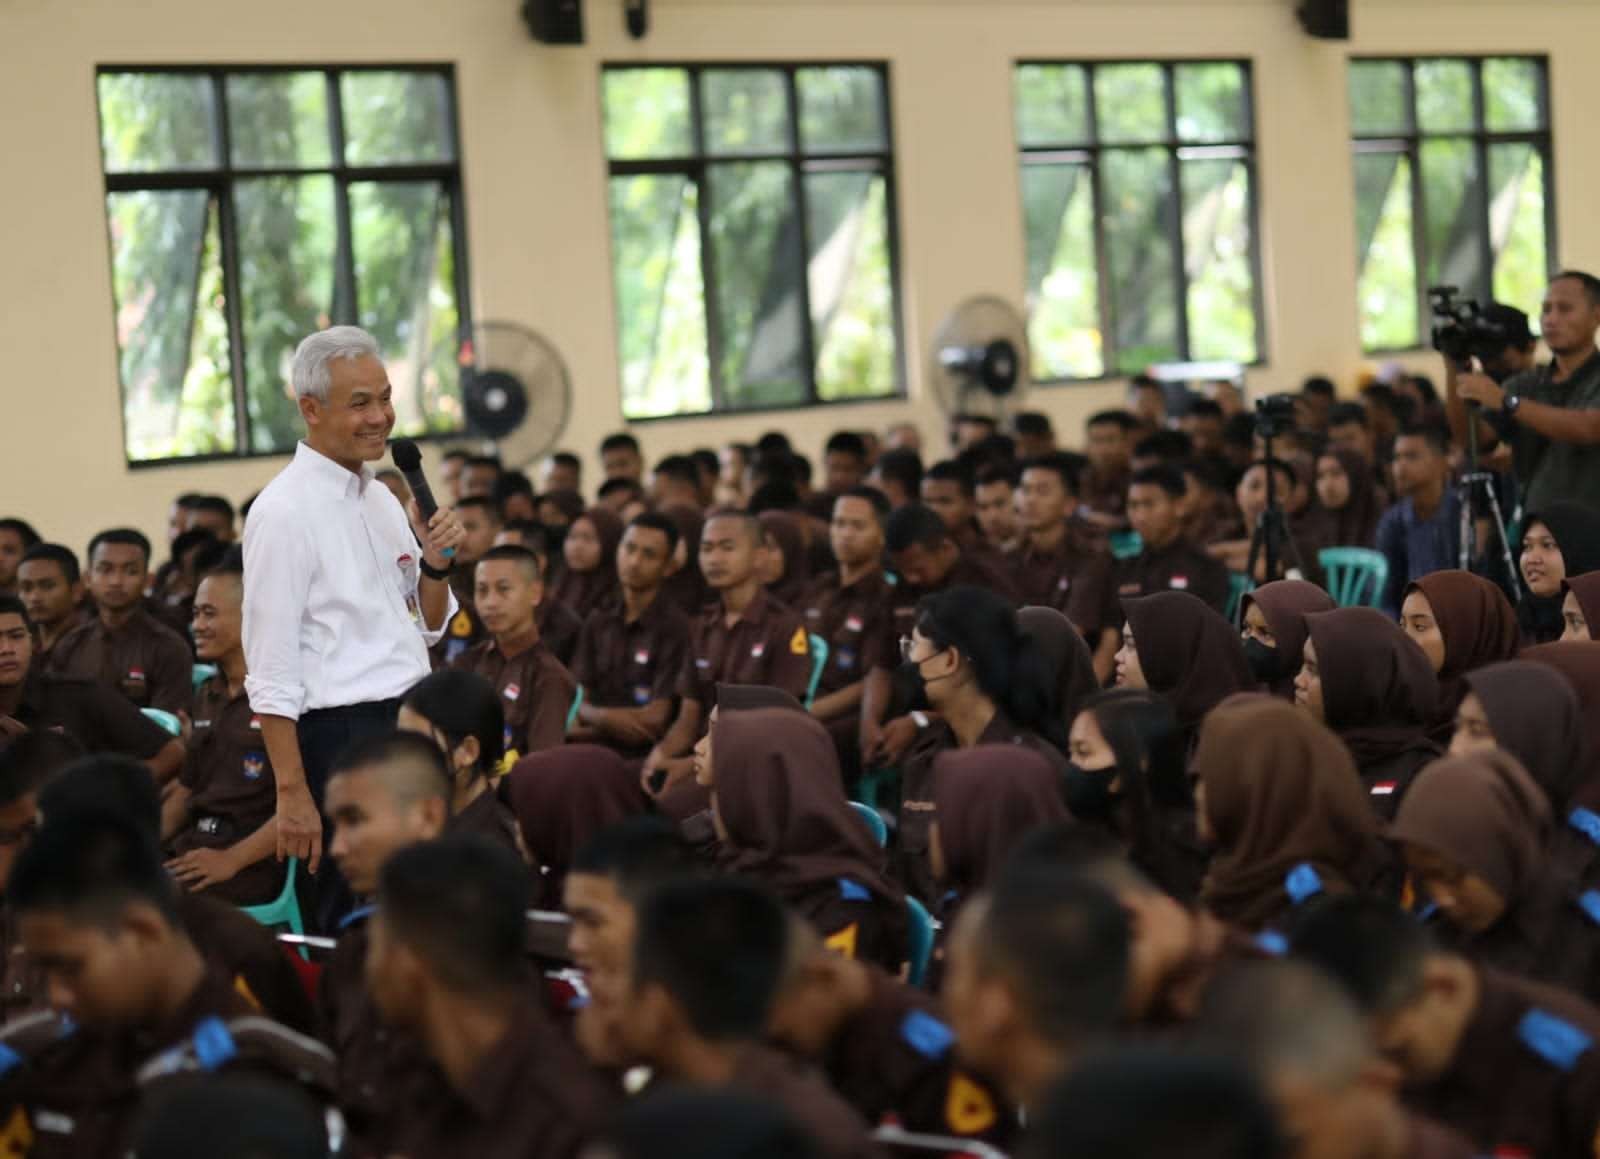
1243;424;1307;605
1457;402;1521;600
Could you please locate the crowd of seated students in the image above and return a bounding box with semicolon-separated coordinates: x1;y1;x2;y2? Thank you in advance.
8;281;1600;1155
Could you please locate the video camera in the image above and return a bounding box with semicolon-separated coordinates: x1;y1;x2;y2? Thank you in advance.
1253;393;1298;439
1429;286;1515;365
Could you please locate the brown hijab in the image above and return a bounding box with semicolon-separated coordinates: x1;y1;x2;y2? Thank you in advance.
1564;573;1600;639
1304;608;1440;771
1406;570;1518;726
549;506;625;619
758;511;811;607
1308;448;1383;549
711;708;901;913
1196;697;1387;930
1121;592;1254;732
1464;661;1587;815
716;683;805;715
1018;606;1101;729
1240;580;1336;699
503;744;650;907
932;745;1070;895
1521;642;1600;810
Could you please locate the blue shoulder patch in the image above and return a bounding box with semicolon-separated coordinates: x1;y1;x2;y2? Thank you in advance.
1256;930;1289;957
191;1016;237;1072
1285;862;1324;906
1579;892;1600;928
338;904;377;932
1571;808;1600;847
837;878;871;903
1518;1008;1593;1072
0;1042;22;1079
900;1009;955;1060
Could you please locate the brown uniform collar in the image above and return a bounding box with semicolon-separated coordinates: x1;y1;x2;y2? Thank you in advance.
453;1000;547;1120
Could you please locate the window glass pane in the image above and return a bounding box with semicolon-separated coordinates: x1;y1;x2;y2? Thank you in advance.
234;177;337;453
107;190;235;459
1102;147;1180;371
609;175;711;419
349;181;463;436
1420;138;1486;296
226;72;331;169
1348;61;1408;136
1354;153;1419;350
1485;58;1543;132
1176;63;1247;143
707;162;808;408
1095;64;1168;144
1020;163;1102;379
1014;64;1089;147
341;71;453;165
98;73;218;172
1182;159;1257;362
1490;144;1549;311
603;69;693;160
798;67;886;153
805;171;898;400
703;69;791;156
1415;59;1475;134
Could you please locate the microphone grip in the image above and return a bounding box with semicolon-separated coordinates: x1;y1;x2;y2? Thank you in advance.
399;468;456;560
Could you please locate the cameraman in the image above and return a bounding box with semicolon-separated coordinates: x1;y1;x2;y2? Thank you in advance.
1451;272;1600;513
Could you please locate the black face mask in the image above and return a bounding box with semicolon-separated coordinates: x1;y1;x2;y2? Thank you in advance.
1243;636;1288;686
1063;762;1120;821
898;658;928;704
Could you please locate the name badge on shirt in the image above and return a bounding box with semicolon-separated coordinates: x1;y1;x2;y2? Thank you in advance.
1118;582;1141;596
127;667;146;683
242;752;266;781
248;715;261;731
1168;575;1189;590
633;649;650;666
750;642;766;660
397;553;422;624
504;683;522;702
844;615;864;634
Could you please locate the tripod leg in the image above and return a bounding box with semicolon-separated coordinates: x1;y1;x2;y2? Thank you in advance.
1484;486;1522;603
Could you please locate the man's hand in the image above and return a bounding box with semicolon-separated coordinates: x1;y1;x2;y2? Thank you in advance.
276;782;323;873
166;847;240;892
407;501;466;569
865;715;918;765
1457;373;1506;411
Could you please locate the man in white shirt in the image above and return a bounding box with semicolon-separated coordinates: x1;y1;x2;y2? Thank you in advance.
243;326;462;930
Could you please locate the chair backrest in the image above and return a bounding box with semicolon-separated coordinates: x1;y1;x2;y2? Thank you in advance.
192;663;218;690
141;708;181;737
1318;547;1389;608
1225;572;1255;623
1109;529;1143;560
243;859;306;955
872;1125;1010;1159
905;896;936;987
849;801;888;847
565;685;585;731
806;633;829;707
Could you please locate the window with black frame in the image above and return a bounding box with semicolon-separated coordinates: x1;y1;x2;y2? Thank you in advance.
1350;56;1554;353
95;66;471;464
1014;60;1264;383
601;64;904;420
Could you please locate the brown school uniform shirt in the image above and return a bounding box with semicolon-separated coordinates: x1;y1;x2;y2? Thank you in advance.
372;999;611;1159
175;892;316;1035
540;601;585;669
570;594;691;751
453;638;577;760
1405;966;1600;1159
431;571;486;669
1113;536;1233;615
1009;528;1115;638
883;554;1022;668
168;675;282;906
677;589;813;710
1081;465;1131;524
801;569;894;704
46;606;192;713
729;1043;880;1159
448;788;524;860
11;672;172;760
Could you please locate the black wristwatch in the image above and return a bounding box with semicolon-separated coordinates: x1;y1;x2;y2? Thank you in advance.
419;557;452;581
1503;393;1523;417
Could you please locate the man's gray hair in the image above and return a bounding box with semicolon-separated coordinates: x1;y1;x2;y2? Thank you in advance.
291;326;382;402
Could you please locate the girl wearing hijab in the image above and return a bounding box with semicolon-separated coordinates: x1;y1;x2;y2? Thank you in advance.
897;586;1065;903
503;744;650;909
1068;688;1208;904
711;708;909;973
1297;607;1441;818
1521;642;1600;881
1115;591;1254;755
1194;696;1391;932
399;669;522;859
1304;448;1384;551
1560;572;1600;640
549;506;624;621
1018;605;1100;736
1516;501;1600;644
930;745;1068;913
1390;750;1600;1001
1400;570;1519;743
1238;580;1336;698
756;511;812;608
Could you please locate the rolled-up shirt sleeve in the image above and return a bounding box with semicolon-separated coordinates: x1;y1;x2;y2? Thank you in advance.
243;503;315;721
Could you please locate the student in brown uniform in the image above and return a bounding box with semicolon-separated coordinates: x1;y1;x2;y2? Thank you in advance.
920;459;990;559
15;545;84;665
1080;409;1139;529
1560;572;1600;639
643;510;812;796
975;464;1023;555
1239;579;1336;699
569;513;691;760
163;558;282;906
360;836;611;1159
1115;591;1254;757
452;544;577;762
398;669;522;858
0;811;335;1158
1114;466;1232;613
1012;453;1117;676
0;732;68;1022
615;878;878;1159
757;510;813;609
432;494;503;667
0;597;183;778
1292;894;1600;1159
48;529;192;714
0;520;39;600
1401;570;1520;744
549;507;624;623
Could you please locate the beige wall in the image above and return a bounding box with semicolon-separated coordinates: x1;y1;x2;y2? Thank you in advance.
0;0;1591;554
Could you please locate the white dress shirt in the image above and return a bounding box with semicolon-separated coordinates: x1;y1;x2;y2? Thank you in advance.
243;442;457;721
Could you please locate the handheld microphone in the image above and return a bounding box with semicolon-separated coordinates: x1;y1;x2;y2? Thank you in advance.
390;439;455;559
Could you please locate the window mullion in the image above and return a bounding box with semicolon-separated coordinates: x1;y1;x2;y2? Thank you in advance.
785;68;821;405
212;71;251;455
1472;62;1494;303
1163;64;1192;362
1083;68;1116;377
327;69;357;324
688;71;725;415
1404;63;1430;348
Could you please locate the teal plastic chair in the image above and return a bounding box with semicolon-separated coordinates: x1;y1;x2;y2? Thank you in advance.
805;634;829;708
905;896;936;987
192;663;218;690
1225;573;1255;623
242;858;306;957
1319;547;1389;608
141;708;181;736
849;801;888;847
1109;530;1143;560
565;685;584;732
853;766;899;811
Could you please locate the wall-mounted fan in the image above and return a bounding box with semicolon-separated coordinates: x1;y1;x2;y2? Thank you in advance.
445;321;574;469
926;295;1032;426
